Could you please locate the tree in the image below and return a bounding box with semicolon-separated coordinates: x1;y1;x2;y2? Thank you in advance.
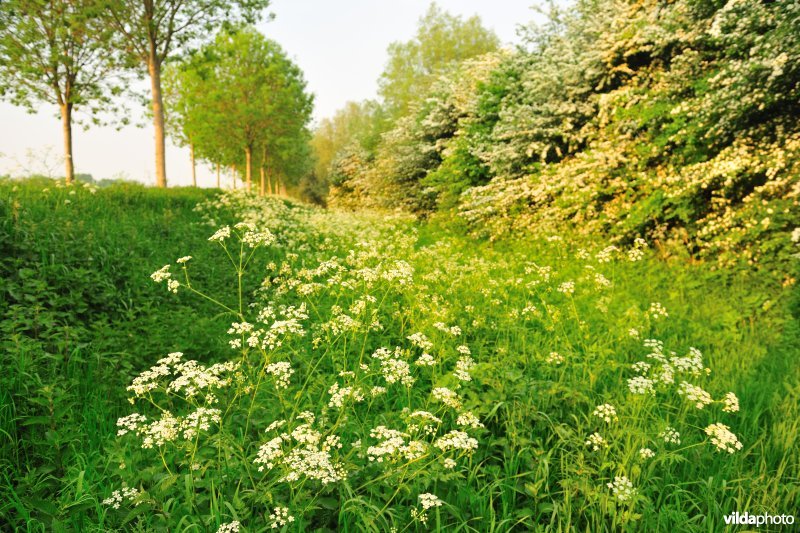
311;100;385;183
163;50;220;187
378;3;499;118
0;0;122;185
104;0;271;187
162;28;313;196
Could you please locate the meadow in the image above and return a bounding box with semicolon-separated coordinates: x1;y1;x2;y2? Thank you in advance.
1;178;797;531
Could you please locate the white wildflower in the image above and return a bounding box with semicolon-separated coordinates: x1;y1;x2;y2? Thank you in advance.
648;302;669;319
557;281;575;295
722;392;740;413
607;476;637;502
209;226;231;242
639;447;655;460
660;426;681;445
432;387;461;409
627;376;655;394
592;404;618;423
456;411;484;429
678;381;713;409
585;432;607;451
415;353;436;366
419;493;444;510
704;423;743;453
268;506;295;529
434;430;478;452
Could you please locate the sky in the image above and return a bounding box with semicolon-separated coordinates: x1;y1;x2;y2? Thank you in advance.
0;1;537;187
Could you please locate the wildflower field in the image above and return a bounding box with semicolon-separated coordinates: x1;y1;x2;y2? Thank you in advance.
1;179;798;531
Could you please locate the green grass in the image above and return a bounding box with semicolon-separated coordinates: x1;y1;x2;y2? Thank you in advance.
1;178;797;531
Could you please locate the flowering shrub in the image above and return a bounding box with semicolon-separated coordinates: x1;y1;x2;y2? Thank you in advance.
322;0;800;272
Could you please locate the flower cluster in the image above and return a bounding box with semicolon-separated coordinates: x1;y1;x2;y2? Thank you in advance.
705;423;744;453
102;487;142;509
607;476;637;503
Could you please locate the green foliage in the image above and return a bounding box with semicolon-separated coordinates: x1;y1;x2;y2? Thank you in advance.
311;100;385;184
0;178;233;529
0;0;128;182
163;27;314;192
325;0;800;272
104;0;271;70
3;184;797;531
0;0;122;113
378;2;499;118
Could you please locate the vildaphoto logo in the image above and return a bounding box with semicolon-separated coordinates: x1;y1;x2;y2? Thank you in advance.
723;512;795;527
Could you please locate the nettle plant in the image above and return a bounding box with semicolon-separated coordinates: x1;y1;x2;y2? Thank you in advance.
104;221;484;530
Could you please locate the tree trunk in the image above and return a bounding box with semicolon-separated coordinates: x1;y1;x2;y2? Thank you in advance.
147;49;167;188
266;170;272;195
232;164;237;189
189;143;196;187
259;146;267;197
245;146;252;193
60;102;74;185
216;162;221;189
259;166;265;197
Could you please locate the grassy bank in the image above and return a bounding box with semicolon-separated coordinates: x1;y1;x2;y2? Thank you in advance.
1;180;797;531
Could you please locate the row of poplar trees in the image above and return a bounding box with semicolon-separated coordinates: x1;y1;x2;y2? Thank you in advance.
0;0;313;192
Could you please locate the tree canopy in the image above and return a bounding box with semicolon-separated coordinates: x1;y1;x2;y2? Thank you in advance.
378;3;499;118
163;27;313;195
0;0;123;184
104;0;272;187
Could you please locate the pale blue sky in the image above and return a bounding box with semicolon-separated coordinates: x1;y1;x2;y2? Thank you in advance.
0;1;538;186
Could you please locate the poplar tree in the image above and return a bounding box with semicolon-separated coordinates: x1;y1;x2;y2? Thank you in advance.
0;0;122;184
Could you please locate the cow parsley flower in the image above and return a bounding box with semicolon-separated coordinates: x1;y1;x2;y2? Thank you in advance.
268;506;295;529
255;437;283;471
454;355;475;381
208;226;231;242
432;387;461;409
592;404;618;423
265;361;294;389
166;279;180;293
660;426;681;445
367;426;408;462
456;411;484;429
216;522;240;533
415;353;436;366
150;265;172;283
328;382;365;408
596;245;619;263
557;281;575;295
678;381;713;409
722;392;740;413
704;423;743;453
607;476;637;502
181;408;221;440
435;430;478;452
639;447;655;459
648;302;669;319
585;432;607;451
102;486;142;509
419;493;444;510
627;376;655;394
